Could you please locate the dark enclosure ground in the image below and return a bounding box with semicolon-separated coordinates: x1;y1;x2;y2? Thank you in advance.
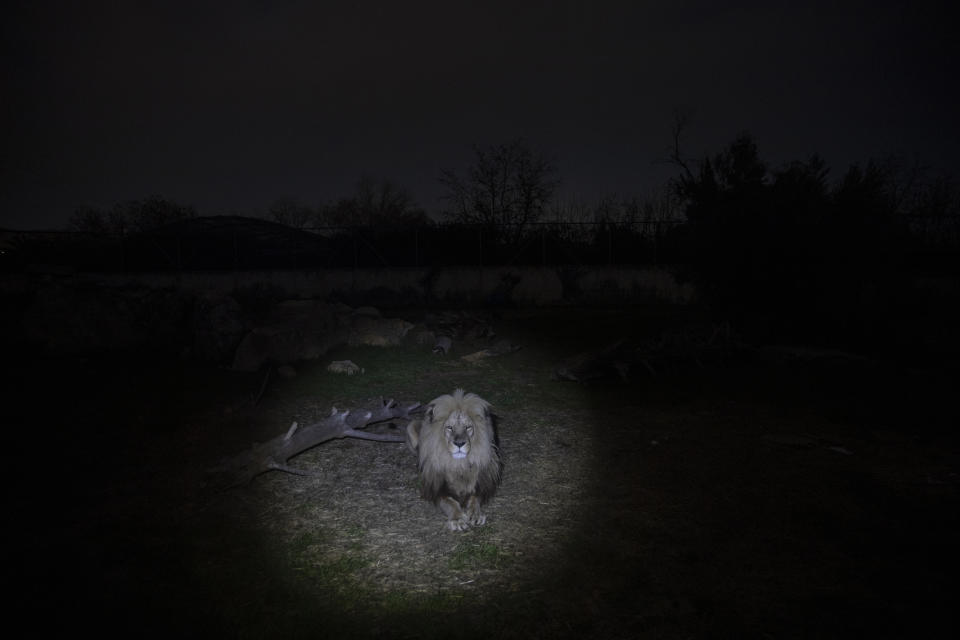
6;307;958;638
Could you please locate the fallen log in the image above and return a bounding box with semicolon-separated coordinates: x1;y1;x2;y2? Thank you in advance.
209;398;420;487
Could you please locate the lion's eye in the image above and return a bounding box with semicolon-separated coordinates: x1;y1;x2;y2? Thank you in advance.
445;425;453;432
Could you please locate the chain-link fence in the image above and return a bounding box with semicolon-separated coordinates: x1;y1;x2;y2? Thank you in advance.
3;216;958;273
1;220;689;272
306;221;688;269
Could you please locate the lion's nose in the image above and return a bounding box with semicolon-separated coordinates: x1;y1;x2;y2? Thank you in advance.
454;438;467;448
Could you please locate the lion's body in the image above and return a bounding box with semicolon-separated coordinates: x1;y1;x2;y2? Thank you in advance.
406;389;500;531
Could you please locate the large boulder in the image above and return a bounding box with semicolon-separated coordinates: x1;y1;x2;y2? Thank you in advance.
347;315;414;346
231;300;346;371
192;293;245;363
230;301;415;371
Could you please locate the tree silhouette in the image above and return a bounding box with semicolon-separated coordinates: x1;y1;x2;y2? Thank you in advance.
320;176;429;227
268;197;315;229
440;139;558;238
69;206;117;236
671;132;917;346
68;196;195;236
671;133;771;315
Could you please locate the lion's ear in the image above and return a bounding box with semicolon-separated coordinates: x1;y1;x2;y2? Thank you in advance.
424;403;435;424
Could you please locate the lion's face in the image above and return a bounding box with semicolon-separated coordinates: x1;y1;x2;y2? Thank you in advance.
442;408;477;459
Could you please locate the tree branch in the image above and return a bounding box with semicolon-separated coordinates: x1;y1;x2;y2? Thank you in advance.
209;399;421;487
664;107;695;184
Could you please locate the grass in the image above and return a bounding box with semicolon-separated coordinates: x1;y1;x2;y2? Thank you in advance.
281;343;469;405
295;553;371;584
448;538;508;571
8;305;959;638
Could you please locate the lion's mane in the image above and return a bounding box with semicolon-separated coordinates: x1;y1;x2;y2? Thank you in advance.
406;389;501;530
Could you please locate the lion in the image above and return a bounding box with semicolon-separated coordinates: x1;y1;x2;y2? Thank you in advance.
406;389;501;531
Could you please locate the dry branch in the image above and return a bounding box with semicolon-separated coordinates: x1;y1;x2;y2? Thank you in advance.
210;398;421;487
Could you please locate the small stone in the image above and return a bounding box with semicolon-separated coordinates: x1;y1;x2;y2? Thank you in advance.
433;336;452;355
327;360;364;375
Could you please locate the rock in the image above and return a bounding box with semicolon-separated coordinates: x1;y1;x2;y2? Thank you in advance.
232;300;344;371
461;349;492;363
490;339;521;355
347;316;414;346
193;293;244;363
433;336;452;354
424;310;495;341
231;300;417;371
555;340;632;383
415;329;437;346
351;306;381;318
461;340;521;363
327;360;364;375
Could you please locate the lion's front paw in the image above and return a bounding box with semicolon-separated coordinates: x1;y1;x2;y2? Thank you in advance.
446;518;470;532
470;512;486;526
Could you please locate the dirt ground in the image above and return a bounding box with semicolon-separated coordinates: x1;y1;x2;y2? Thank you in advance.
7;307;959;638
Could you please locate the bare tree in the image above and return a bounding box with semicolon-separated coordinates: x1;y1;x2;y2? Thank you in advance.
320;176;429;227
440;139;558;237
665;107;696;184
68;206;115;235
268;197;316;229
621;186;685;228
68;196;195;236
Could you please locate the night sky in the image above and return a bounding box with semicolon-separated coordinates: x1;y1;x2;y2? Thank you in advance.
2;0;957;230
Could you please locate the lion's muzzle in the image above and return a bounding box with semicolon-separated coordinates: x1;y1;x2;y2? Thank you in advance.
450;435;470;459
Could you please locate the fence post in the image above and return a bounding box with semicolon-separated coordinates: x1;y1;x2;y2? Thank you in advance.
652;221;659;265
478;225;484;295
